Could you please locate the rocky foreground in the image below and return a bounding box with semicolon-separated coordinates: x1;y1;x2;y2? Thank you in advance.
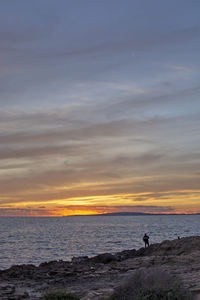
1;236;200;299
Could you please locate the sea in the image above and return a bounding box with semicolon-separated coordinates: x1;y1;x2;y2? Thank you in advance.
0;215;200;270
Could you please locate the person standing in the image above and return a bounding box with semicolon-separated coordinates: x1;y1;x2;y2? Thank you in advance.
143;233;149;248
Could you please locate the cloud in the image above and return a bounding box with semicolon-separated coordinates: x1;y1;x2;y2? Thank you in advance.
0;207;53;217
102;85;200;117
0;2;199;215
0;102;199;211
0;19;199;106
166;64;194;73
8;26;199;60
0;204;175;217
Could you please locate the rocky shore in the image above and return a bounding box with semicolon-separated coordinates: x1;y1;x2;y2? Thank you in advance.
1;236;200;299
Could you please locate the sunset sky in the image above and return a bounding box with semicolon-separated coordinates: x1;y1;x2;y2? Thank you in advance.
0;0;200;216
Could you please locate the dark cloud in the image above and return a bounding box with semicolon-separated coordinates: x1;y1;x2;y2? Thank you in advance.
0;144;95;160
2;26;198;60
0;119;133;144
0;204;174;217
0;208;53;217
101;85;200;117
68;205;175;214
133;190;200;202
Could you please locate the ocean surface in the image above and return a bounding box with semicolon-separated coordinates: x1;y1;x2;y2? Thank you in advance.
0;215;200;270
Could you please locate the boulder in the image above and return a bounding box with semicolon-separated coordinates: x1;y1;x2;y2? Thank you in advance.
91;253;118;264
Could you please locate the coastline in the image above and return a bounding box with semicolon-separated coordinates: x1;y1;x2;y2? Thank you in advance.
1;236;200;299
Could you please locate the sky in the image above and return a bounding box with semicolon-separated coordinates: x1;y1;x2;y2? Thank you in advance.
0;0;200;216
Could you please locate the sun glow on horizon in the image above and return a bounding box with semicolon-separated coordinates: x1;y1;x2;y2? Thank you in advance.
0;188;200;217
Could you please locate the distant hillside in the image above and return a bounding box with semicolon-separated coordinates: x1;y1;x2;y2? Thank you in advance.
98;212;153;216
66;212;200;217
99;212;200;216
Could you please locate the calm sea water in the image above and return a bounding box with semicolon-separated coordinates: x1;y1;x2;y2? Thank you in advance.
0;215;200;270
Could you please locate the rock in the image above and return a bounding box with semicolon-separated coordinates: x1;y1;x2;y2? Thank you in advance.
115;249;137;261
1;236;200;299
0;284;15;294
81;288;113;300
91;253;118;264
72;256;89;264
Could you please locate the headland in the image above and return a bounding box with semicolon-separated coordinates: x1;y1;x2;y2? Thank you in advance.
1;236;200;299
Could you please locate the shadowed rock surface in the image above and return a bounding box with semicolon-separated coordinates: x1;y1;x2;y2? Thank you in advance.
1;236;200;299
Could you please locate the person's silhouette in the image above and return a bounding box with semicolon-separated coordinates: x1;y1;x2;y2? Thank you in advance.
143;233;149;248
